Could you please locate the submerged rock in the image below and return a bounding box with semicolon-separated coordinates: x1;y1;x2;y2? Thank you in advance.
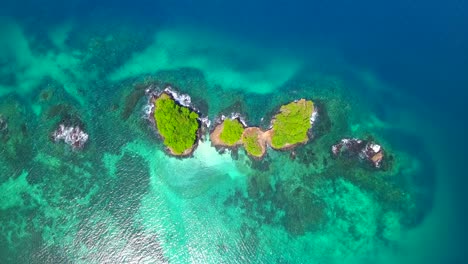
331;138;364;155
332;138;384;168
0;115;7;135
52;124;89;149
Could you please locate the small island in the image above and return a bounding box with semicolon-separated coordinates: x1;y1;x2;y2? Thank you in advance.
210;118;245;147
210;99;316;158
152;92;200;156
242;127;267;158
270;99;314;149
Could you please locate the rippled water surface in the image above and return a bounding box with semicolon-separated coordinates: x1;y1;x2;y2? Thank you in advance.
0;1;466;263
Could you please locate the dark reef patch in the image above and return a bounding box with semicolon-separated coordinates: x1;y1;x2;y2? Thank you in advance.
0;94;36;179
192;98;209;116
219;99;248;118
47;104;86;130
249;157;271;172
311;100;332;139
121;83;147;120
380;129;437;228
281;186;325;235
294;144;319;167
226;170;328;237
101;153;151;225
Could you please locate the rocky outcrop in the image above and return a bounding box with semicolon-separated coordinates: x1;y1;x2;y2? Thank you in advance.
332;138;384;168
360;142;384;168
52;124;89;149
310;107;319;125
163;86;191;107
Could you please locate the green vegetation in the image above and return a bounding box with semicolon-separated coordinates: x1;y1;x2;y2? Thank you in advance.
154;93;199;155
242;131;263;157
219;118;244;146
271;99;314;149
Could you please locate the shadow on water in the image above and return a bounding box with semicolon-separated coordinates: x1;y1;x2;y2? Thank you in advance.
381;128;437;228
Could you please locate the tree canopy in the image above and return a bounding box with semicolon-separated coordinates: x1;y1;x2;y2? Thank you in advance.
219;118;244;146
271;99;313;148
154;94;199;155
242;131;263;157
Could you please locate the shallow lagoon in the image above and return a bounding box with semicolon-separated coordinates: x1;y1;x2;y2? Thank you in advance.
0;1;466;263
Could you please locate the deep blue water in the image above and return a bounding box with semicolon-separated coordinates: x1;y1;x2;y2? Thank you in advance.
3;0;466;111
1;0;467;263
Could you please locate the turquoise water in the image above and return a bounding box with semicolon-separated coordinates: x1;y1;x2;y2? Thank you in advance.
1;2;466;263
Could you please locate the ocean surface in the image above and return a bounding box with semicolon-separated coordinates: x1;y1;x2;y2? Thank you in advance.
1;1;467;263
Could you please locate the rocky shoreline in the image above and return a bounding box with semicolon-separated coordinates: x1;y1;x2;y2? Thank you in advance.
332;138;384;168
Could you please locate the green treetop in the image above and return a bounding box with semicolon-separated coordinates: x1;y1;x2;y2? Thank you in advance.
242;131;263;157
271;99;314;149
219;118;244;146
154;93;199;155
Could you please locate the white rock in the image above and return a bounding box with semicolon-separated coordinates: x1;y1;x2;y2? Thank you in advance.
52;124;88;148
199;117;211;128
370;144;381;153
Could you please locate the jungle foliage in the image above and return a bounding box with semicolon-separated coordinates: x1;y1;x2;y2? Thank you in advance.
242;131;263;157
271;100;313;148
154;94;199;155
219;118;244;146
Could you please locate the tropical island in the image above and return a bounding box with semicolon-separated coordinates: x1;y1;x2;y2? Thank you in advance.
210;99;316;158
149;87;386;169
151;91;201;156
210;117;245;147
148;85;316;158
270;99;314;149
